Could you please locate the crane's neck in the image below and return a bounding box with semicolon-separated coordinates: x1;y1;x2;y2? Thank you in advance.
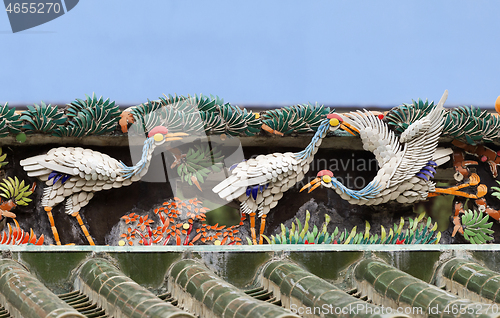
119;137;156;179
294;120;329;161
331;178;381;201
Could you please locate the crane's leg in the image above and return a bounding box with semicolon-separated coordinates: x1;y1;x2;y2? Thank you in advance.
249;212;257;245
429;184;487;199
44;207;61;245
71;211;95;245
258;214;267;244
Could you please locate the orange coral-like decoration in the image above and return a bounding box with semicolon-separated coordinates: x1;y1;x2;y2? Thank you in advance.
0;220;44;245
119;197;243;246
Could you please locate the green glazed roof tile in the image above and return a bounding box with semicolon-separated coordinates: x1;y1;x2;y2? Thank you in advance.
76;258;193;318
353;259;500;318
385;277;422;302
438;258;500;304
279;272;313;299
212;291;246;317
261;259;407;318
373;270;407;296
167;259;298;318
466;271;498;295
193;279;221;303
452;264;480;287
0;259;84;318
202;283;238;311
169;259;199;282
480;276;500;300
185;271;219;297
176;265;209;290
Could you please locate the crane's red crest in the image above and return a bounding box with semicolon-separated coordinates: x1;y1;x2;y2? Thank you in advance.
317;170;334;177
326;113;343;122
148;126;169;138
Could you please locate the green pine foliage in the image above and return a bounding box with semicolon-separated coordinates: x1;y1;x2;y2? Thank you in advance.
131;94;261;137
386;99;435;133
443;106;500;145
53;93;120;137
19;102;66;134
253;211;441;245
387;98;500;145
262;103;333;135
0;103;22;138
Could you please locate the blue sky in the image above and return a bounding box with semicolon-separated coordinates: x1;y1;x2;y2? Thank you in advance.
1;1;499;107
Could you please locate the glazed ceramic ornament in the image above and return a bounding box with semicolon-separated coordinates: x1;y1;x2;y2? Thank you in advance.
20;126;188;245
213;113;357;244
302;91;485;205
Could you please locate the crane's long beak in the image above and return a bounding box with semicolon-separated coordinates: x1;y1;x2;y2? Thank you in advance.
165;132;189;141
340;123;359;136
300;177;321;193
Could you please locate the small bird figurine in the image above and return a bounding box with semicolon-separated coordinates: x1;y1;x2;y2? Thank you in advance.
20;126;188;245
302;91;487;204
213;113;355;244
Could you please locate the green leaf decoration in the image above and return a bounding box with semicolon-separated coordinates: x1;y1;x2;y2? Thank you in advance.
264;211;440;245
176;144;224;185
0;148;8;167
491;181;500;200
53;93;120;137
461;209;494;244
0;177;34;206
262;103;333;135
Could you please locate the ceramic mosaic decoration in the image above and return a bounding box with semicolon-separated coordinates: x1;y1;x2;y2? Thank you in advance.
0;92;498;245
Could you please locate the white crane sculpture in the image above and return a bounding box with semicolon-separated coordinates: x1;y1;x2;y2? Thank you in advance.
213;114;355;244
20;126;187;245
301;91;487;204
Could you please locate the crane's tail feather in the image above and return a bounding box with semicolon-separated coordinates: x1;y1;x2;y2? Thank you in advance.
436;89;449;110
433;147;453;166
212;175;238;194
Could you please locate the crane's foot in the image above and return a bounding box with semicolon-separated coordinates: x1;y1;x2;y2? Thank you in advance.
249;212;257;245
45;207;61;245
429;174;486;199
71;211;95;245
258;215;267;245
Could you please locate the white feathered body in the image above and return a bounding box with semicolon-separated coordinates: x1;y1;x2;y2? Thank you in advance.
332;93;451;205
20;144;154;214
213;121;329;217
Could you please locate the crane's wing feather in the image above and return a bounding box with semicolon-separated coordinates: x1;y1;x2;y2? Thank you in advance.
213;154;287;201
388;91;448;187
20;147;121;183
345;110;401;168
